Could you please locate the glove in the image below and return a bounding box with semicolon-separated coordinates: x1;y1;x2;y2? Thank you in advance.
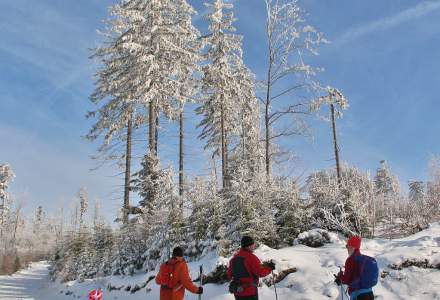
263;260;276;271
197;287;203;294
333;274;341;286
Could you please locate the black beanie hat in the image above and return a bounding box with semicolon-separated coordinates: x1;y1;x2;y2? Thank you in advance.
241;236;255;248
172;246;184;257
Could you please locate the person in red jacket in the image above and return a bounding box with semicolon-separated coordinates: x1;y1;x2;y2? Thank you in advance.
227;236;274;300
155;247;203;300
335;236;374;300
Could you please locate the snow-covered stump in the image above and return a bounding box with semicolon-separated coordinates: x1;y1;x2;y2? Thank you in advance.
388;259;440;271
294;229;336;248
264;267;298;286
194;261;298;287
197;264;228;284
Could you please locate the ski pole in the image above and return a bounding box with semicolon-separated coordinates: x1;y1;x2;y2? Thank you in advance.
198;265;203;300
271;270;278;300
339;266;343;300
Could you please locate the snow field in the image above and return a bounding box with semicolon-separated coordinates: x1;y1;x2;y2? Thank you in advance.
1;224;439;300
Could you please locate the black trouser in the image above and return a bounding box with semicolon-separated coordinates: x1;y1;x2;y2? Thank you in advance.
235;295;258;300
354;292;374;300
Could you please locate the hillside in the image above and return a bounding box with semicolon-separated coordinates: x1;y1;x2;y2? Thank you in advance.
1;223;439;300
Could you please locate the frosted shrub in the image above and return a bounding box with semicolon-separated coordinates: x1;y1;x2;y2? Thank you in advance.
307;166;374;236
294;229;335;247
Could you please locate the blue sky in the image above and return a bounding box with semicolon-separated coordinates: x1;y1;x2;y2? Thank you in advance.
1;0;439;221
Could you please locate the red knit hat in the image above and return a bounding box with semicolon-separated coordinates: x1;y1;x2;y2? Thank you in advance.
346;236;361;249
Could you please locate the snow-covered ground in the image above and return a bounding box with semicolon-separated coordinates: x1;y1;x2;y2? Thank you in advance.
2;223;440;300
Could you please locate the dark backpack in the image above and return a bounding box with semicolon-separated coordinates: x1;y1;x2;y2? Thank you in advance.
228;256;256;294
352;255;379;289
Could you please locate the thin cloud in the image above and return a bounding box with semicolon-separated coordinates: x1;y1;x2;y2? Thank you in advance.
0;1;99;113
193;0;237;23
335;1;440;47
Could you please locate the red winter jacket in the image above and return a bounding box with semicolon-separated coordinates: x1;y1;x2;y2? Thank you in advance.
339;249;362;295
227;248;272;297
155;257;199;300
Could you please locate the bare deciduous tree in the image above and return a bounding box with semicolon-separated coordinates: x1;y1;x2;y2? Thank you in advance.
261;0;325;178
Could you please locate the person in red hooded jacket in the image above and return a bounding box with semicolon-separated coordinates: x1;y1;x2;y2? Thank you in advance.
227;236;274;300
155;247;203;300
335;236;375;300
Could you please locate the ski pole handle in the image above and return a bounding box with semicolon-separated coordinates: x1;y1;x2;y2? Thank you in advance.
338;267;343;300
272;270;278;300
198;265;203;300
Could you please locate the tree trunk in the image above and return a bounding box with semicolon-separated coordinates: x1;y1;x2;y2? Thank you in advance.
149;101;157;155
225;134;229;186
211;154;218;185
123;113;133;224
221;102;227;189
179;106;184;198
330;103;342;185
265;99;270;179
0;198;4;241
11;206;21;251
265;61;273;180
155;112;159;154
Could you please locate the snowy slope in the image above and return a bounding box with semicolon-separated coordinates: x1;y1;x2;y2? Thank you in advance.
1;223;439;300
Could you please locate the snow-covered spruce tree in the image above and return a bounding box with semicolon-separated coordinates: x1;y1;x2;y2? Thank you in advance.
306;166;374;237
122;153;165;273
399;181;429;233
224;169;279;249
32;206;44;235
108;0;200;147
261;0;325;178
90;0;201;223
52;191;97;281
170;7;202;198
428;157;440;196
197;0;245;189
373;160;401;224
185;176;220;258
30;206;52;260
400;157;440;233
156;168;185;264
268;177;308;245
196;1;281;248
93;225;114;276
132;153;164;216
111;223;147;275
77;187;88;233
60;187;92;280
425;157;440;221
223;82;281;248
0;164;15;243
374;160;400;197
409;181;425;203
88;1;140;225
229;63;263;178
0;164;17;274
186;178;211;244
90;201;114;277
132;156;183;270
54;226;112;281
186;173;228;256
52;216;94;282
